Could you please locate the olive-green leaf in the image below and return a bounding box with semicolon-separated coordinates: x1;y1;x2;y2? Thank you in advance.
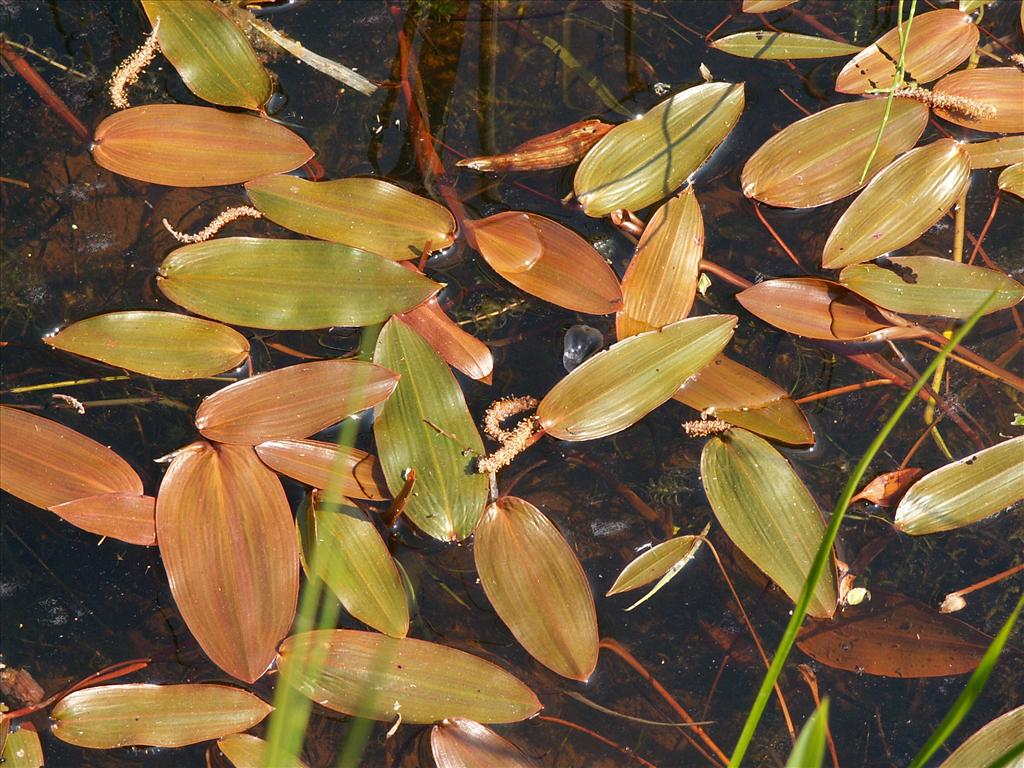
44;311;249;379
712;31;861;59
1;728;43;768
894;436;1024;535
839;257;1024;319
965;136;1024;170
938;705;1024;768
823;139;971;269
474;496;599;681
574;82;745;216
278;630;542;724
373;318;488;541
742;98;929;208
246;176;456;261
606;532;705;597
158;238;440;330
50;683;271;748
999;163;1024;200
784;699;829;768
141;0;270;111
701;428;838;619
538;315;737;441
218;734;310;768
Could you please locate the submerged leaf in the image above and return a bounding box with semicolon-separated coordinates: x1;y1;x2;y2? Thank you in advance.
50;492;156;546
255;438;389;501
218;733;310;768
431;718;539;768
458;119;613;172
933;68;1024;134
712;31;861;59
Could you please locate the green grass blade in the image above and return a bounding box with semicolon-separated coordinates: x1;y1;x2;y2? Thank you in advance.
984;740;1024;768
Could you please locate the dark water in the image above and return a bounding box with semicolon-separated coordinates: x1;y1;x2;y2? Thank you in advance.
2;1;1022;766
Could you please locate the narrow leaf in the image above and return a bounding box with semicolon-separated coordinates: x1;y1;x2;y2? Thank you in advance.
50;492;156;546
255;438;389;501
938;705;1024;768
742;0;798;10
397;300;493;383
713;31;861;59
606;527;706;611
998;162;1024;199
218;733;310;768
457;120;613;172
965;135;1024;169
431;718;540;768
933;68;1024;134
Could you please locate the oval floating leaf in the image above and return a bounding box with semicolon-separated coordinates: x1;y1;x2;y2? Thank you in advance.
278;630;541;724
44;311;249;379
51;683;271;748
538;315;736;441
742;0;798;10
141;0;270;110
574;82;745;216
92;105;313;187
475;496;599;681
823;139;971;269
835;9;979;94
893;436;1024;535
196;359;398;445
0;406;143;510
939;705;1024;768
159;238;440;330
933;67;1024;134
839;257;1024;319
397;299;493;383
245;176;456;261
431;718;540;768
157;442;298;682
1;728;43;768
797;591;989;676
999;162;1024;199
373;318;488;541
742;98;929;208
712;31;861;59
218;734;310;768
457;119;613;172
606;531;705;599
616;187;703;339
50;492;156;546
701;428;837;619
255;438;389;501
467;212;622;314
965;136;1024;169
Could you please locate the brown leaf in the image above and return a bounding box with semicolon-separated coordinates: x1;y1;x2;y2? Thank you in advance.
851;468;924;506
50;492;157;545
458;119;613;172
397;298;493;383
255;438;389;501
431;718;540;768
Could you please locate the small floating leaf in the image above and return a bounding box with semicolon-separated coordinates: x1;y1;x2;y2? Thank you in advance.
196;359;399;445
50;492;156;546
933;68;1024;134
431;718;540;768
158;238;440;330
255;438;389;501
475;496;599;681
218;734;310;768
245;176;456;261
938;705;1024;768
574;82;745;216
712;31;861;59
965;135;1024;169
893;436;1024;535
822;139;971;269
278;630;542;724
92;105;313;187
606;531;704;597
458;119;613;172
851;468;924;507
44;311;249;379
999;162;1024;199
702;428;837;619
835;9;979;94
398;299;493;383
1;728;43;768
742;0;798;10
538;315;737;441
51;683;271;748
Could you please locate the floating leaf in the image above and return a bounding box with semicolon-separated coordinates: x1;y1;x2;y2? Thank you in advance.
158;238;440;330
893;436;1024;535
141;0;270;111
50;492;156;546
702;428;837;619
245;176;456;261
712;31;861;59
475;496;599;681
999;162;1024;199
797;591;989;676
92;105;312;187
51;683;271;748
255;438;389;501
457;120;613;172
835;9;979;94
933;68;1024;134
157;442;298;682
1;728;43;768
538;314;737;441
673;355;814;445
616;187;703;339
839;257;1024;319
44;311;249;379
737;278;919;342
431;718;540;768
305;492;409;638
574;82;745;216
278;630;541;724
965;136;1024;169
742;0;798;10
606;529;705;605
851;468;924;507
467;212;622;314
741;98;928;208
0;406;143;510
822;139;971;269
218;733;310;768
784;699;829;768
373;318;488;541
195;359;398;445
398;300;493;383
938;705;1024;768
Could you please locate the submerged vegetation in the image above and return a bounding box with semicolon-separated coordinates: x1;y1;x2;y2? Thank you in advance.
1;0;1022;766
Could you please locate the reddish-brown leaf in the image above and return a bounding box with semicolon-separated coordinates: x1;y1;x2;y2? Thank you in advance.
49;492;157;546
457;120;613;172
932;67;1024;134
431;718;540;768
255;438;389;501
398;299;493;383
851;468;925;506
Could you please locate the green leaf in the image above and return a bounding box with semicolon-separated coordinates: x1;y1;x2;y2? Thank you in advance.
538;314;737;441
839;257;1024;319
965;136;1024;169
44;311;249;379
999;162;1024;199
246;176;456;261
574;82;745;216
218;733;310;768
1;728;44;768
893;436;1024;535
607;524;708;611
51;683;271;748
278;630;542;724
141;0;271;110
701;428;837;619
938;705;1024;768
712;31;861;59
158;238;440;330
784;699;829;768
373;318;488;541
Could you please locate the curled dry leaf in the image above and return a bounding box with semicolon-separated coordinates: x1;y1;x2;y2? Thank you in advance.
850;468;924;507
458;119;613;172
